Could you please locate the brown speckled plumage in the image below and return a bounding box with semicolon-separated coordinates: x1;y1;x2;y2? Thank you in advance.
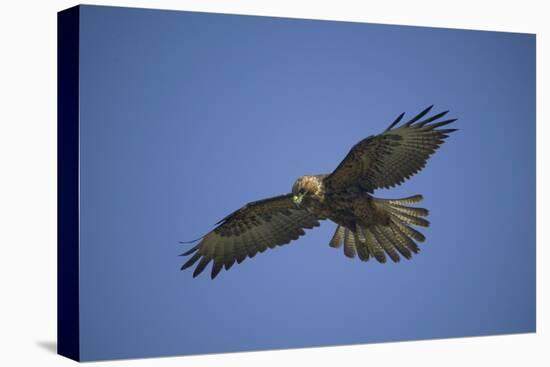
181;106;457;278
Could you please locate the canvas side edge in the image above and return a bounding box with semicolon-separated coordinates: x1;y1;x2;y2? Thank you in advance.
57;5;81;362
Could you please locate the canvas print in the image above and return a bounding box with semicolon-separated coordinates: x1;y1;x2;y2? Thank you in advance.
58;5;536;362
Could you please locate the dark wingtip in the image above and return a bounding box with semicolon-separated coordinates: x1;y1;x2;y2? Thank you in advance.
385;112;405;131
404;105;434;126
426;118;457;130
179;236;204;244
192;266;202;278
415;110;450;127
211;263;223;279
181;252;202;270
178;244;200;256
192;257;212;278
441;128;459;134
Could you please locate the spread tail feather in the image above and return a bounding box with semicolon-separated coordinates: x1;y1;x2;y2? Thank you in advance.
328;195;428;263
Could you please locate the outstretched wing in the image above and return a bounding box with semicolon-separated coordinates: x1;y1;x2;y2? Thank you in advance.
180;194;322;279
324;106;458;193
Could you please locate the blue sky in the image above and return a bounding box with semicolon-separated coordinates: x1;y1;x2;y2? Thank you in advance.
77;5;535;361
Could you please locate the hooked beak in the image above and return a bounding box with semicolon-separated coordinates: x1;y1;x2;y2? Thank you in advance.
293;193;304;206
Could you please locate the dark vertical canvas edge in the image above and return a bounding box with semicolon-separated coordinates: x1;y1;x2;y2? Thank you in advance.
57;5;81;362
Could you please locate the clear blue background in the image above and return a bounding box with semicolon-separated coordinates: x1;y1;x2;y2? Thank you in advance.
78;5;536;361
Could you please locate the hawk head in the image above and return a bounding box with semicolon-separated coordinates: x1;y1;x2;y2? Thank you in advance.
292;175;323;206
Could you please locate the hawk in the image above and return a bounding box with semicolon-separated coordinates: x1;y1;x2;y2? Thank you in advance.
180;106;457;279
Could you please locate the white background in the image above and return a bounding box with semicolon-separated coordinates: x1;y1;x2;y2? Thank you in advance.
0;0;547;365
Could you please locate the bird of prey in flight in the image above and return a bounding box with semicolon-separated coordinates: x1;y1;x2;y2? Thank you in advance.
180;106;457;279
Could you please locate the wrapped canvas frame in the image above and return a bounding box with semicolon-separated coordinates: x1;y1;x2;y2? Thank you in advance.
56;4;535;363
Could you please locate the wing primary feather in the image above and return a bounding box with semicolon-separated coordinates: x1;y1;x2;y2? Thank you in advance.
416;110;449;127
439;128;458;134
425;118;457;129
385;112;405;131
179;233;208;244
211;261;223;279
193;256;212;278
404;105;434;126
181;252;202;270
179;244;200;256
